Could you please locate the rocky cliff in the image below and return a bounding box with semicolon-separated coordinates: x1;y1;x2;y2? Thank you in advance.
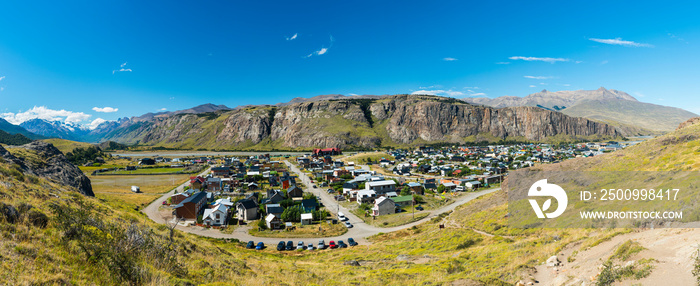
102;94;621;149
0;142;93;196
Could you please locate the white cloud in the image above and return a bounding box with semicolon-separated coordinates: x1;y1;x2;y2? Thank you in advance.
508;56;569;63
600;60;609;65
286;33;298;41
1;106;91;125
158;108;167;111
304;35;334;58
562;84;571;87
529;85;537;88
92;107;118;113
86;118;107;130
113;62;132;74
589;37;653;47
0;76;5;81
443;57;458;61
633;92;646;98
495;62;510;65
524;76;553;80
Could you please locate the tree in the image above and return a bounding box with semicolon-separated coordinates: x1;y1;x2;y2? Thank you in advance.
281;205;302;222
437;184;446;193
312;209;329;221
413;194;425;204
257;218;267;230
303;192;317;201
359;203;371;211
400;186;411;196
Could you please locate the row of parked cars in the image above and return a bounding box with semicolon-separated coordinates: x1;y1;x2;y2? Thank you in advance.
276;238;358;251
246;239;358;250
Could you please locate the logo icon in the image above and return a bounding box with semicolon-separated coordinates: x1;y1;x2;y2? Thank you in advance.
528;179;568;218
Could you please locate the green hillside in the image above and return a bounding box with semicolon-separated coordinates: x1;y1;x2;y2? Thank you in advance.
41;138;95;154
0;129;32;145
506;117;700;229
561;99;697;132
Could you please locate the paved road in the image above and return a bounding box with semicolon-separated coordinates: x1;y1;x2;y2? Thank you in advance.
142;161;499;246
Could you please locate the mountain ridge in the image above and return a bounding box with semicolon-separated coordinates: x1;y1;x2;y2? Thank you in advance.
464;87;696;134
99;94;620;150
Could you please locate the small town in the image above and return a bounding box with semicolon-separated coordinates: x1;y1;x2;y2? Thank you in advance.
139;140;640;251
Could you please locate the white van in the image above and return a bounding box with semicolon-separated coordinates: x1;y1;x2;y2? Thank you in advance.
338;212;347;221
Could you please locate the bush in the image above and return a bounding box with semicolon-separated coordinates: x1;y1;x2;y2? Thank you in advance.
257;219;267;230
50;198;185;284
455;238;482;250
27;209;48;228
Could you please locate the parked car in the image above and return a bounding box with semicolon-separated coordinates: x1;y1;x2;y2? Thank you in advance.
415;206;424;211
246;241;255;249
318;240;326;250
347;238;358;246
344;221;353;228
327;189;334;193
329;241;337;249
286;241;294;251
312;185;317;188
338;212;347;221
297;241;305;250
337;240;348;248
277;241;285;251
162;201;167;205
307;243;315;250
255;242;265;250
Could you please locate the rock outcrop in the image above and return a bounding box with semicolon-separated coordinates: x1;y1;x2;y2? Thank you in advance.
0;142;94;196
677;117;700;130
102;94;621;149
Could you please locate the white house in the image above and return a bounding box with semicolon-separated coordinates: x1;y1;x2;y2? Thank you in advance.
465;181;481;190
366;180;396;195
372;197;395;216
356;189;377;204
202;204;228;226
301;213;314;225
265;213;281;229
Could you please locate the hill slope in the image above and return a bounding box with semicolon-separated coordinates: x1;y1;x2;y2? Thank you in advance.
0;118;44;140
560;98;697;132
465;87;696;134
101;94;621;150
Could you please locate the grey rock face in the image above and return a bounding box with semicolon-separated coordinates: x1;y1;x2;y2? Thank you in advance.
0;142;94;196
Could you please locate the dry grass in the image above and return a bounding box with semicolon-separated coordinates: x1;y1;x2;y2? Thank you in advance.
342;152;395;165
249;221;348;238
89;174;190;208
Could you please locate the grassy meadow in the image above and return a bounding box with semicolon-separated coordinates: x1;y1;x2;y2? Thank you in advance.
89;174;190;209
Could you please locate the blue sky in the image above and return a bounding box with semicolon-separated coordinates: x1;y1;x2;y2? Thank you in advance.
1;1;699;128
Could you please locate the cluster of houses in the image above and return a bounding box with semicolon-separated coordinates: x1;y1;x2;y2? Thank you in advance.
169;155;325;229
381;141;636;178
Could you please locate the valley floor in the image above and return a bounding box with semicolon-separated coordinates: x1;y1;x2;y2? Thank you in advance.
141;162;500;244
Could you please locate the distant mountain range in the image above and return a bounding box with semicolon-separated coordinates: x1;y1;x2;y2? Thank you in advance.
464;87;697;135
0;104;233;143
2;90;694;148
0;118;45;140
